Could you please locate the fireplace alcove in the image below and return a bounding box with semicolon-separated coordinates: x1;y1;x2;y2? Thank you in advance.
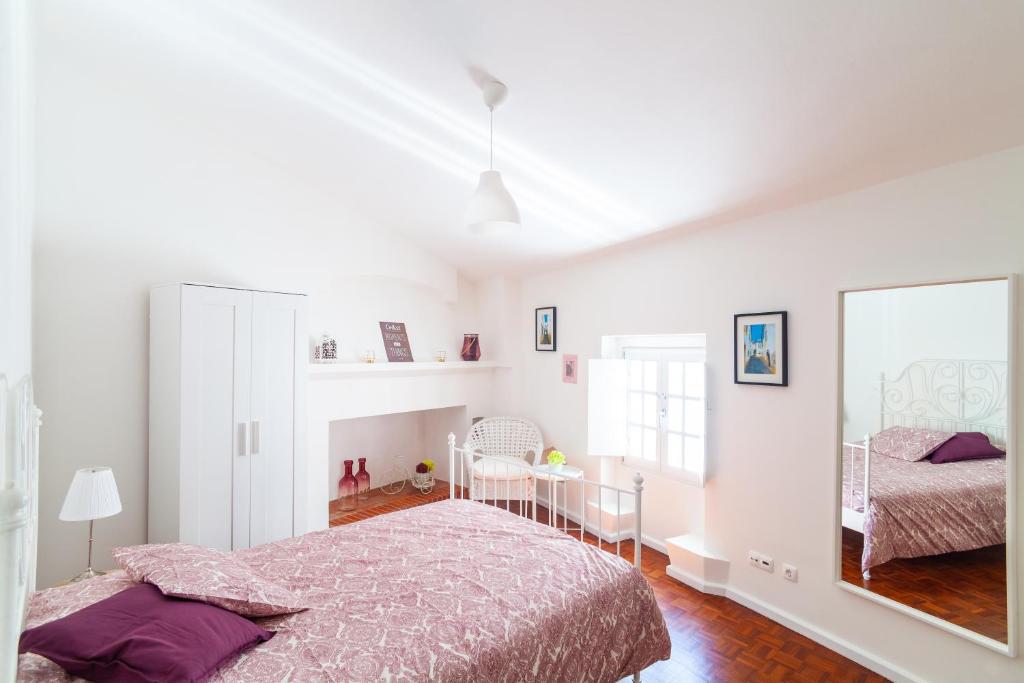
303;361;504;533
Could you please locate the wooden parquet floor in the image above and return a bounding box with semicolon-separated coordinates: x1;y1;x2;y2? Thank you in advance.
330;483;888;682
328;481;449;526
841;527;1007;643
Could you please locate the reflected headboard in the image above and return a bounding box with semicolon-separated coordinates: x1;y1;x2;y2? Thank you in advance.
880;359;1008;446
1;375;41;681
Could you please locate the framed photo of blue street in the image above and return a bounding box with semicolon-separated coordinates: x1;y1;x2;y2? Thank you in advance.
535;307;557;351
734;311;788;386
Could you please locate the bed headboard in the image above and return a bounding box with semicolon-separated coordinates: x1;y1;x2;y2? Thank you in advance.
880;359;1008;446
1;374;40;681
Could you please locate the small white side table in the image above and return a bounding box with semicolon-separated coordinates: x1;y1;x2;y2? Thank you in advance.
533;464;584;537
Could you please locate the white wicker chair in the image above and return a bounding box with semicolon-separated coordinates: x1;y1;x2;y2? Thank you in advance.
464;417;544;509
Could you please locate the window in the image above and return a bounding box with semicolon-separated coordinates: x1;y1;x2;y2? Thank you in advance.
588;335;707;485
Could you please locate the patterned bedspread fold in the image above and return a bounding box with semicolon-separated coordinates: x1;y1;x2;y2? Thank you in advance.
841;445;1005;571
20;499;670;682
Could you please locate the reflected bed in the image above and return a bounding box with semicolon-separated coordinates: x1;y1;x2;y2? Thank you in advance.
841;445;1005;571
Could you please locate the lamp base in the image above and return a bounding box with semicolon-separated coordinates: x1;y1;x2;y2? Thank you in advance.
68;568;105;584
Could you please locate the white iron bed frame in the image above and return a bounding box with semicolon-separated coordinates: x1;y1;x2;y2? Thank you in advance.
1;375;42;682
448;434;649;682
448;433;646;568
841;359;1007;578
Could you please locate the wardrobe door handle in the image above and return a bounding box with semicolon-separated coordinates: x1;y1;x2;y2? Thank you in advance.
251;421;261;455
238;423;248;456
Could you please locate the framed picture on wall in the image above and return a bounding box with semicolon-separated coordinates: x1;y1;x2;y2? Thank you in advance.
535;306;557;351
734;311;788;386
562;354;578;383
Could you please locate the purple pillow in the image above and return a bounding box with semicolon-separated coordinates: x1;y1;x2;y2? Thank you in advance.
19;583;273;682
930;432;1005;464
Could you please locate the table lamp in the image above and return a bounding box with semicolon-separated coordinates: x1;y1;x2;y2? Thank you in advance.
59;467;122;582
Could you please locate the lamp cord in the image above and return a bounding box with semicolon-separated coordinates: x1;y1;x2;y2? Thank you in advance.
489;107;494;171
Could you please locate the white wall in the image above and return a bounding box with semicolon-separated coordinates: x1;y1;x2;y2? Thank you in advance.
843;280;1009;440
328;406;467;499
499;146;1024;682
0;0;32;387
31;18;481;588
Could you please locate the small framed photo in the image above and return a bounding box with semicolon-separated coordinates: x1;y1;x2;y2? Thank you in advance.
535;306;557;351
562;354;578;384
734;311;788;386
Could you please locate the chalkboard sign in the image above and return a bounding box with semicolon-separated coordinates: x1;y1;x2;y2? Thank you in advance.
379;322;413;362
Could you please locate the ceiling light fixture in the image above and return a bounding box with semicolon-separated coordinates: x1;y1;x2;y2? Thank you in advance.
466;80;521;232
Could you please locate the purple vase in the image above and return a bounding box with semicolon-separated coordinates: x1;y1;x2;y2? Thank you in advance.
356;457;371;501
338;460;358;511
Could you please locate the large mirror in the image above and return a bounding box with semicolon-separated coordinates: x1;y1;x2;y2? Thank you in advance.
837;277;1016;651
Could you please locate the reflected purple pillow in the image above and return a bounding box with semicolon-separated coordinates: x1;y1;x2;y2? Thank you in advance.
929;432;1005;464
19;583;273;682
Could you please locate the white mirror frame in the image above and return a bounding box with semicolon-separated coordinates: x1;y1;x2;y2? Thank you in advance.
833;274;1018;657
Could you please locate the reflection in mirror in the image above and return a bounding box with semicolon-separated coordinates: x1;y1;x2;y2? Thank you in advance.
839;279;1010;644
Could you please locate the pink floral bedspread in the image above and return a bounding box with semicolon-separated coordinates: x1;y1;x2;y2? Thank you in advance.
842;445;1005;571
20;499;670;682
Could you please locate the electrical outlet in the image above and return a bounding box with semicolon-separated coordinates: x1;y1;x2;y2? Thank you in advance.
749;550;774;573
783;564;798;582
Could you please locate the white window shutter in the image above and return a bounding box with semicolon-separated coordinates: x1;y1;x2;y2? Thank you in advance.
587;358;628;457
690;361;707;486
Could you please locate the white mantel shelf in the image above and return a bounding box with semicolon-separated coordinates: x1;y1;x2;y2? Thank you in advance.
308;360;506;378
306;358;503;532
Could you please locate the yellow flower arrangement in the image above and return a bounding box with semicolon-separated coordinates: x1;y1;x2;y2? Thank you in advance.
547;450;566;466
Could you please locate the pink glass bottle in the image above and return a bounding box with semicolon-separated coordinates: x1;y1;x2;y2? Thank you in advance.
338;460;358;511
355;457;371;501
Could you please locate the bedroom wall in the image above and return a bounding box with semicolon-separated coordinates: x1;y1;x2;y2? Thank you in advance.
500;145;1024;682
30;24;481;588
0;0;32;388
842;280;1009;440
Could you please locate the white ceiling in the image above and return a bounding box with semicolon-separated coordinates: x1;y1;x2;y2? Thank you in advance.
46;0;1024;277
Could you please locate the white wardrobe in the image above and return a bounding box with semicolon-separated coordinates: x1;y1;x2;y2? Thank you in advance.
149;283;308;551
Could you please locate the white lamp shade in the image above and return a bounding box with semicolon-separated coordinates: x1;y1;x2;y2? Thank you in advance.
59;467;122;522
466;170;521;232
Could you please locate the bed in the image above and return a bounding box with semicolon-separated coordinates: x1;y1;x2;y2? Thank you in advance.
9;428;670;682
841;359;1008;577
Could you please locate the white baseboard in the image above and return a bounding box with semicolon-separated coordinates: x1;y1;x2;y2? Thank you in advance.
723;586;925;683
641;534;667;555
531;495;919;681
660;567;924;683
665;564;728;596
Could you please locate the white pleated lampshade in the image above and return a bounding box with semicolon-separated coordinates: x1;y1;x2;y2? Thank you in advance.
59;467;122;522
466;170;521;232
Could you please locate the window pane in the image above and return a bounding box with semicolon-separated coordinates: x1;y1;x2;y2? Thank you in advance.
643;361;657;390
667;398;683;432
629;360;643;391
644;394;658;427
684;436;704;473
629;392;643;424
643;428;657;461
685;399;704;437
667;433;683;469
685;362;705;397
629;426;642;460
668;362;684;395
